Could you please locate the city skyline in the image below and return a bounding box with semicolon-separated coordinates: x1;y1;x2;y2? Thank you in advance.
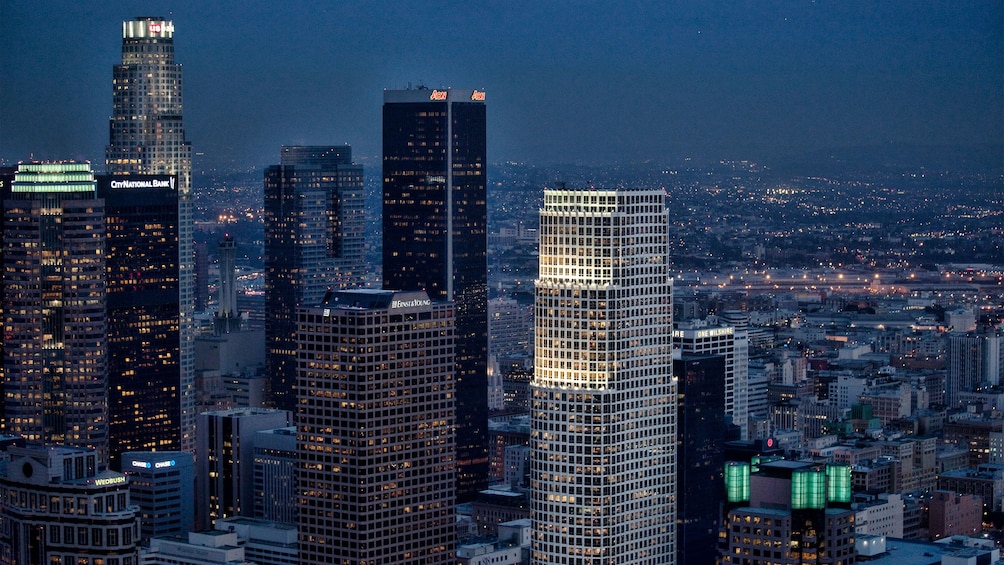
2;2;1001;172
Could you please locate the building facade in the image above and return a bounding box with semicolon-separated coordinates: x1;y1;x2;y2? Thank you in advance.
264;145;365;412
2;163;109;462
720;459;856;564
143;531;253;565
0;445;139;564
105;16;196;455
253;426;297;526
927;490;983;541
97;174;182;467
531;187;676;563
296;289;456;564
197;408;292;528
382;88;488;501
675;354;727;565
673;322;749;440
947;330;1004;408
214;517;298;565
122;451;195;544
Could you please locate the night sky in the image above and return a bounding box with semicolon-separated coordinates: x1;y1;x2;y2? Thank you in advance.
1;1;1001;171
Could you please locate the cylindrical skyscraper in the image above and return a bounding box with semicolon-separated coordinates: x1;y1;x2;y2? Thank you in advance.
532;187;676;563
105;17;195;456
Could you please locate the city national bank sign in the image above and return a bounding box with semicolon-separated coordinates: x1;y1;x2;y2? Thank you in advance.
108;176;176;190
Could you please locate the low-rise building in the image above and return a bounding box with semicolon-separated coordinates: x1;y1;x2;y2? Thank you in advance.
853;493;904;538
927;491;983;541
141;531;254;565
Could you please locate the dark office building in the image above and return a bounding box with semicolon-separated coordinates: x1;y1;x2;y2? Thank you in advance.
382;87;488;501
264;146;365;412
98;174;182;467
675;354;728;565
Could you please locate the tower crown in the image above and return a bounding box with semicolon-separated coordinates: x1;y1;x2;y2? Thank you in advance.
124;18;173;39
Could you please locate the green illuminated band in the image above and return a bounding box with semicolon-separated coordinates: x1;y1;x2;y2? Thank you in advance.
791;468;826;509
725;462;750;503
12;163;96;193
826;464;851;503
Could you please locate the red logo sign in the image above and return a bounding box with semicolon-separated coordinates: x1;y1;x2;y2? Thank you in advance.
148;22;162;33
429;90;448;101
471;90;486;101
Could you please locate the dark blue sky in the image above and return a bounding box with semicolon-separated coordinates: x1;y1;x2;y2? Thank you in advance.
1;1;1001;171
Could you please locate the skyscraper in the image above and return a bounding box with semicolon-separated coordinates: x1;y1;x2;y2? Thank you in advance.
264;145;365;411
2;163;109;462
947;329;1004;407
122;451;195;543
252;426;297;526
197;407;291;528
673;322;749;440
297;290;456;564
531;187;676;563
674;354;727;565
215;235;242;334
105;16;196;455
382;87;488;501
98;174;182;466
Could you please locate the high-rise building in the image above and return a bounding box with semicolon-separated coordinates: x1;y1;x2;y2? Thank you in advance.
674;354;728;565
947;329;1004;407
197;408;292;528
97;174;183;467
0;445;140;563
297;289;456;564
122;451;195;543
253;426;297;526
531;187;676;563
105;16;196;455
382;87;488;501
0;167;11;431
2;163;109;462
264;145;365;412
489;296;534;360
673;322;750;439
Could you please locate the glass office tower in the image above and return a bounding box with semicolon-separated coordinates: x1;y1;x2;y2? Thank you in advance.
263;145;365;411
97;174;181;467
382;88;488;501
